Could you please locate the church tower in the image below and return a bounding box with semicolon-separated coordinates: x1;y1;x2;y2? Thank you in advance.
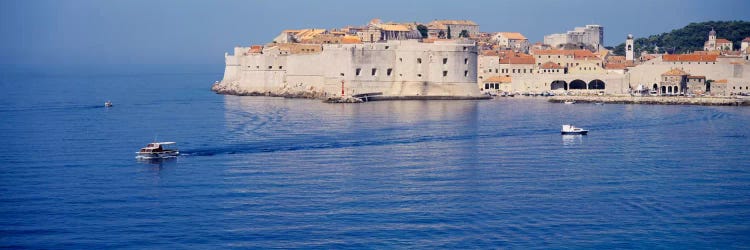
705;28;717;51
625;34;634;61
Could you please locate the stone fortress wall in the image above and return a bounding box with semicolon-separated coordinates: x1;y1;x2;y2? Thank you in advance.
214;39;484;99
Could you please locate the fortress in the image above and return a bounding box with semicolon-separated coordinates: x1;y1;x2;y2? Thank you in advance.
212;38;484;100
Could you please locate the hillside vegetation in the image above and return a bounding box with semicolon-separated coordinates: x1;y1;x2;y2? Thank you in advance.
612;21;750;55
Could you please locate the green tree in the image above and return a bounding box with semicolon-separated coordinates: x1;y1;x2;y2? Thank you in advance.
417;24;428;38
612;21;750;55
447;26;452;39
459;29;469;38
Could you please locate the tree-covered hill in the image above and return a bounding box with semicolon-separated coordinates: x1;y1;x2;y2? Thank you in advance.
612;21;750;55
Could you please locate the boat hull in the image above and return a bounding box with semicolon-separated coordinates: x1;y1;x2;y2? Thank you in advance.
135;151;180;160
561;131;588;135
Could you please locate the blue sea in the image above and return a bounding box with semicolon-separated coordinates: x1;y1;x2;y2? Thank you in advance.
1;65;750;248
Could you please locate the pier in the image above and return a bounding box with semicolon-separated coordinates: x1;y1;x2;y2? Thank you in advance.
548;95;750;106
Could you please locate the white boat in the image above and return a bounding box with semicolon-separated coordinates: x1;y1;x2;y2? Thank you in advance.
564;100;575;104
105;101;113;107
561;124;588;135
135;142;179;159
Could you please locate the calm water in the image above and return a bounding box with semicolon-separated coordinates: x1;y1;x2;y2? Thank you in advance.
1;65;750;248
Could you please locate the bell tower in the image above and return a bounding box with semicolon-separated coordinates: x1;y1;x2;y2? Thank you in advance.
625;34;634;61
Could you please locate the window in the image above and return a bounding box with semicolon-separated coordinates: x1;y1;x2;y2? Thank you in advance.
443;58;448;64
371;68;377;76
512;69;516;73
268;66;272;69
464;58;468;64
279;66;283;69
485;83;489;89
442;71;448;77
417;58;422;64
464;70;468;77
356;68;361;76
463;46;467;51
495;69;498;73
385;46;389;50
399;58;403;62
417;74;422;78
387;68;392;76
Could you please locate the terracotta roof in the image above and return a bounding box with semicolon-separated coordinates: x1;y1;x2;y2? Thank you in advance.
341;35;362;44
743;37;750;42
641;54;658;61
532;49;600;60
295;29;327;40
714;79;728;84
497;32;527;40
540;61;562;69
248;45;263;53
662;54;717;62
715;38;732;44
432;20;478;26
687;75;706;79
662;68;689;76
484;76;512;83
379;24;411;32
498;51;535;64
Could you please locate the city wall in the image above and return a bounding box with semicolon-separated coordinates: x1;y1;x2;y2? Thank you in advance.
213;40;484;99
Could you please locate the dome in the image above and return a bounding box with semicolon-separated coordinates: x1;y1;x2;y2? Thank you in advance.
627;34;633;39
709;28;716;36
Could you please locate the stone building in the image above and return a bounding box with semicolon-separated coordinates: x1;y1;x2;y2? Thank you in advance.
491;32;530;53
544;24;604;51
659;68;689;95
482;76;512;92
686;75;707;94
531;49;604;74
428;20;479;38
704;28;733;52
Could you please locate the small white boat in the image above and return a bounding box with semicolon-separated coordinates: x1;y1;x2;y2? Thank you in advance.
564;100;576;104
105;101;113;107
136;142;179;159
561;124;588;135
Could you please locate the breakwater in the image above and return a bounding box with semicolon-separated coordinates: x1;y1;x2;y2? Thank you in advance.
548;95;750;106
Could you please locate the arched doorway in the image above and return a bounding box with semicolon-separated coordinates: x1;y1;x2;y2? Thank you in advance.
588;79;605;89
667;86;673;93
653;83;658;91
569;79;587;89
661;86;666;94
551;80;567;90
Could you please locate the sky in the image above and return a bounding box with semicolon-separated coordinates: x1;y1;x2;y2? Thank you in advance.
1;0;749;66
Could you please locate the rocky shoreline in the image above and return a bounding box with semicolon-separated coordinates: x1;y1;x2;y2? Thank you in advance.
212;81;491;102
548;95;750;106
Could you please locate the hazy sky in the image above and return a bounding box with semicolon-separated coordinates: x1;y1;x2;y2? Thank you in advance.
1;0;748;66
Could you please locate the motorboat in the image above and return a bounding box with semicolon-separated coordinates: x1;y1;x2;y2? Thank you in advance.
564;100;576;104
105;101;113;107
136;142;179;159
561;124;588;135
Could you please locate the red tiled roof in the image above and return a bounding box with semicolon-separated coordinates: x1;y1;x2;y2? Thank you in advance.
715;38;732;44
687;75;706;79
540;61;562;69
532;49;600;60
484;76;512;83
498;51;535;64
662;54;717;62
248;45;263;53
